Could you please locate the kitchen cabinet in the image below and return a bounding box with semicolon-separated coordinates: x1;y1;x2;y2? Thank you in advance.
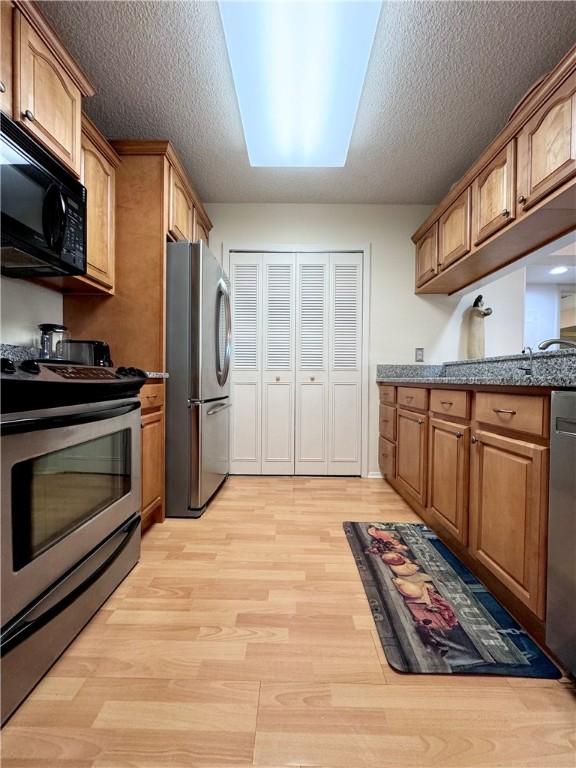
1;1;13;117
438;188;471;270
169;165;193;241
415;223;438;287
470;429;548;618
79;116;119;292
516;74;576;213
428;418;470;544
396;408;428;506
15;11;82;175
140;382;165;530
195;211;210;245
472;142;516;244
379;403;396;442
379;436;395;479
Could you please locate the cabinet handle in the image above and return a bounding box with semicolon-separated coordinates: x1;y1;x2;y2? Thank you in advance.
0;81;5;94
23;109;34;121
275;376;280;382
455;431;463;438
501;208;510;218
471;435;479;444
405;395;414;401
517;194;527;205
417;419;424;425
492;408;516;415
440;400;453;407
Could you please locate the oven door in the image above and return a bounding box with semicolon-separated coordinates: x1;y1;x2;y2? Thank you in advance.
1;399;141;625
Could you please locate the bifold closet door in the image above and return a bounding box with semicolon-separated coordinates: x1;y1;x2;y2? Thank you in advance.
295;254;329;475
261;254;295;474
229;253;262;474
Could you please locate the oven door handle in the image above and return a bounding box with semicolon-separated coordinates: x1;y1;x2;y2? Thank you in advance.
1;401;140;436
0;515;140;656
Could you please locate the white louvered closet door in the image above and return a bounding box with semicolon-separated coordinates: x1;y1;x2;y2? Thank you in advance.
229;253;262;474
295;253;330;475
261;254;295;474
328;253;363;475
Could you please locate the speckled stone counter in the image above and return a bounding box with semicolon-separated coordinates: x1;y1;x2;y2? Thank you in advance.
376;349;576;388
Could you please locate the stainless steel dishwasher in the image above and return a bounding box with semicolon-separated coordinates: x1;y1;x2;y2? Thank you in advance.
546;391;576;676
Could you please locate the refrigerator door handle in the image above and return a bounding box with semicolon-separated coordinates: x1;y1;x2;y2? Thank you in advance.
206;402;232;416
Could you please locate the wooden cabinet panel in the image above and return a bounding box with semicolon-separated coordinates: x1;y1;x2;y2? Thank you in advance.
472;142;516;244
141;408;164;523
169;165;193;241
379;403;396;442
397;386;428;412
140;382;165;412
415;223;438;287
378;385;396;404
470;430;548;617
429;389;470;420
396;408;428;506
1;1;13;117
475;392;548;437
438;188;471;270
80;121;117;291
428;418;470;544
379;436;395;479
517;73;576;212
194;210;210;244
15;12;82;175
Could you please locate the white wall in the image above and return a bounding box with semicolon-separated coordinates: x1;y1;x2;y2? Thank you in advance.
0;277;63;348
524;283;561;347
206;203;528;476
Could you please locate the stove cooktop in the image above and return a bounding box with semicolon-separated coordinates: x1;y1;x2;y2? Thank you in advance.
0;360;148;412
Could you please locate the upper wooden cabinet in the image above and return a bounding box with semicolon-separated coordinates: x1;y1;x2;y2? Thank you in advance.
470;430;548;618
13;5;94;176
168;165;193;241
412;45;576;295
438;188;471;270
194;210;210;245
1;1;13;116
517;75;576;213
472;142;516;245
415;223;438;287
80;116;119;291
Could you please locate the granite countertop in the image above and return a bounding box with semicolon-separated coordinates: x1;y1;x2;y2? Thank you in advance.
376;350;576;389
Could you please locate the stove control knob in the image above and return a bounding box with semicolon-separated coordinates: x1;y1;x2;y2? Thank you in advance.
1;357;16;374
20;360;41;375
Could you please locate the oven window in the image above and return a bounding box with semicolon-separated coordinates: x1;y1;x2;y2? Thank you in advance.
11;430;131;570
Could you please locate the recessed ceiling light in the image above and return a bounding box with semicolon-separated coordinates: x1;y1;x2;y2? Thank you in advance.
549;266;569;275
218;1;382;167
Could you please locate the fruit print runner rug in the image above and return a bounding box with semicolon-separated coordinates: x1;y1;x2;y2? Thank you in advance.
344;522;560;677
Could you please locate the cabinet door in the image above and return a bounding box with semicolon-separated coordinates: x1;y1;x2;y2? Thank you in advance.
470;430;548;618
168;165;193;241
379;436;395;479
415;223;438;287
141;408;164;520
1;1;13;117
428;418;470;544
517;74;576;213
472;142;516;245
81;129;115;290
438;188;471;270
396;408;428;506
195;211;210;244
15;13;81;175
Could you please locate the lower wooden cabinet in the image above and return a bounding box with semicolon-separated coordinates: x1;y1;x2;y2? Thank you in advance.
140;383;165;530
378;436;395;479
428;418;470;544
396;408;428;506
470;429;548;618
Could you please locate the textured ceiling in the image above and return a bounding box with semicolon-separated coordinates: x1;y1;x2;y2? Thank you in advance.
40;1;575;204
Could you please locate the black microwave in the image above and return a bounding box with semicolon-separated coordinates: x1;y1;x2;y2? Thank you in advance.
0;114;87;277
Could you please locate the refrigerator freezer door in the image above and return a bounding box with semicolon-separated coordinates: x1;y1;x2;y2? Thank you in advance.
188;398;230;513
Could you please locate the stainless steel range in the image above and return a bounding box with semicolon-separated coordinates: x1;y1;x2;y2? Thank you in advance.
0;359;147;725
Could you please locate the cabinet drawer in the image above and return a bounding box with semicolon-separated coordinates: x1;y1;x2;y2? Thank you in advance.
139;383;165;412
397;387;429;411
379;436;396;479
430;389;470;420
379;385;396;404
379;404;396;441
474;393;548;436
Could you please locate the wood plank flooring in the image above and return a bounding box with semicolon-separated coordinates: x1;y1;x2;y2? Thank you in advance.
2;476;575;767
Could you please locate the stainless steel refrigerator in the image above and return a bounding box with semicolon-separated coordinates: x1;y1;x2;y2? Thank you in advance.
166;241;231;517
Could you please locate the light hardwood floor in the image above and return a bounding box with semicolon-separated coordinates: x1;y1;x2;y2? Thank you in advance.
2;476;575;767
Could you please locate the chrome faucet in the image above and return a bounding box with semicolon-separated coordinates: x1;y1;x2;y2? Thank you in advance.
538;338;576;350
518;346;533;376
